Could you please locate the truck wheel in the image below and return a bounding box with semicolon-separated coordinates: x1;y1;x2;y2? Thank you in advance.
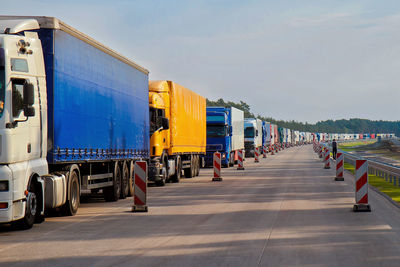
195;156;200;176
104;163;121;202
128;161;134;197
62;171;80;216
120;161;129;199
14;183;37;230
156;164;167;186
171;157;181;183
229;153;234;167
184;156;195;178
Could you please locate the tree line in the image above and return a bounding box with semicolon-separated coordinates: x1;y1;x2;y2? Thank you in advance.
206;98;400;136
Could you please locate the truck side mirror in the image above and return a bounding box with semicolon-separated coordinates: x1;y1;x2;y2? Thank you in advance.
161;117;169;130
229;126;232;135
256;130;259;136
23;82;34;106
24;106;35;117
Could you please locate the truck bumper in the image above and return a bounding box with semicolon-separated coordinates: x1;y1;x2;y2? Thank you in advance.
0;165;24;223
148;164;162;182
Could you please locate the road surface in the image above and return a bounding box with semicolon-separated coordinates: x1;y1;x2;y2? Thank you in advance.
1;145;400;266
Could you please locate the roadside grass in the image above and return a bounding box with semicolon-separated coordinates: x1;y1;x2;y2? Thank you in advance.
338;140;376;152
344;162;400;203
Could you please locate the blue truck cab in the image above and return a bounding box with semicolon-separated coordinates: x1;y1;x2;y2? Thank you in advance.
205;107;232;167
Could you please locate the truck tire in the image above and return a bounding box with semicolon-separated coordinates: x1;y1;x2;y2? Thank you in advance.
195;155;200;176
104;163;121;202
229;153;234;167
14;182;38;230
184;156;195;178
120;161;129;199
156;164;167;186
62;171;80;216
128;161;134;197
171;156;181;183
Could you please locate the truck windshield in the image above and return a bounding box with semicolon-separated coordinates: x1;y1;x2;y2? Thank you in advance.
244;127;255;138
207;125;226;137
0;48;5;117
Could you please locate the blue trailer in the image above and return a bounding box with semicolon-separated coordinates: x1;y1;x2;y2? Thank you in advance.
262;121;271;152
0;16;149;228
205;107;244;167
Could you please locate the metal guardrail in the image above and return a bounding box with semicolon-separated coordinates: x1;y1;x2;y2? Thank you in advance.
320;142;400;186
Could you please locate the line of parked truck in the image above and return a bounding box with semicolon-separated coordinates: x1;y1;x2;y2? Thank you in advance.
0;16;394;229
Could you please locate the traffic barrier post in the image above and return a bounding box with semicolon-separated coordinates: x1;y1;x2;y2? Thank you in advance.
237;149;245;170
263;145;267;158
335;152;344;181
271;145;275;155
212;152;222;181
353;160;371;212
324;148;331;169
254;147;260;163
132;161;148;212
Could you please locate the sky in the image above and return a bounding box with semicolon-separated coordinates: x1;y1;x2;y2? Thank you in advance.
2;0;400;123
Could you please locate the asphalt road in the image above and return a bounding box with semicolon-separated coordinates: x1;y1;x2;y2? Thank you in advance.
2;145;400;266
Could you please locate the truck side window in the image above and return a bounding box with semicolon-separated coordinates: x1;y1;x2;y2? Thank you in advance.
12;79;26;117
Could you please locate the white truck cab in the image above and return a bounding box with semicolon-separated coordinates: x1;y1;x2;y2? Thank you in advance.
0;19;50;228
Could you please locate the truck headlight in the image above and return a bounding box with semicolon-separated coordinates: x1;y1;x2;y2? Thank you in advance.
222;153;226;159
0;181;8;191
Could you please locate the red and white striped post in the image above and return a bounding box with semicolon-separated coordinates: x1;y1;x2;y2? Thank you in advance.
212;152;222;181
318;145;323;158
324;148;331;169
254;147;260;163
353;160;371;212
132;161;148;212
271;145;275;155
237;149;245;170
263;144;267;158
279;143;282;151
275;144;279;153
335;152;344;181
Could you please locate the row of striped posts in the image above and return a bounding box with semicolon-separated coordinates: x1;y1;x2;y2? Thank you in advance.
313;141;371;212
213;142;290;181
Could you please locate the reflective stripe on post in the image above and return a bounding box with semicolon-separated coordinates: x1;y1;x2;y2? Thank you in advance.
335;153;344;181
324;148;331;169
263;145;267;158
254;147;259;163
212;152;222;181
271;145;275;155
237;149;245;170
132;161;148;212
353;160;371;212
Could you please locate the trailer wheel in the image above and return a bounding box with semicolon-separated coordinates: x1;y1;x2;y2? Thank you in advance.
184;156;195;178
62;171;80;216
120;161;129;199
195;155;200;176
104;163;121;202
171;156;181;183
128;161;134;197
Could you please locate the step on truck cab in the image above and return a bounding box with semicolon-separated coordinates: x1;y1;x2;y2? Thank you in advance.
0;16;150;229
149;81;206;186
244;118;262;157
205;107;244;167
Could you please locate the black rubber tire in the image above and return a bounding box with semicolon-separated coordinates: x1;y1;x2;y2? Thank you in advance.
171;157;181;183
195;156;200;176
184;156;195;178
62;171;80;216
229;153;234;167
156;164;167;186
14;183;37;230
156;156;167;186
104;163;121;202
120;161;129;199
128;161;134;197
